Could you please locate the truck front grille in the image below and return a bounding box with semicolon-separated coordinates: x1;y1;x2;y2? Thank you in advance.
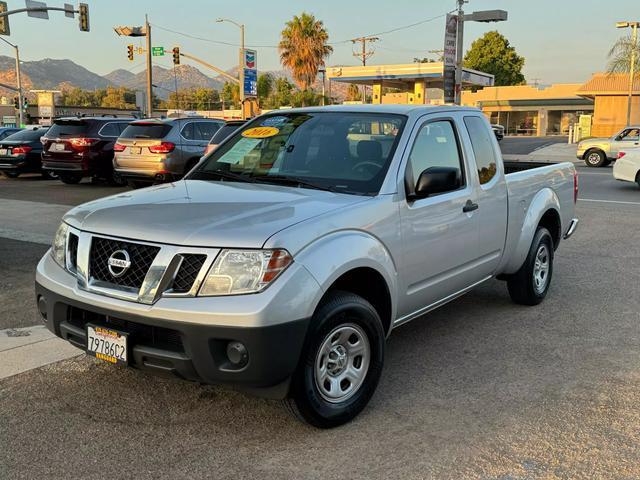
171;254;207;293
89;237;160;289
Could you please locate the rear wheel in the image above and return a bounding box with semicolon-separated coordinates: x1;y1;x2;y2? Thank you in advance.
584;150;606;167
108;170;127;186
636;171;640;189
507;227;554;306
284;290;385;428
3;171;19;178
59;173;82;184
41;170;58;180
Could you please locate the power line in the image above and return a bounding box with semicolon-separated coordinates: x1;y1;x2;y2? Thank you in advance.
351;36;379;66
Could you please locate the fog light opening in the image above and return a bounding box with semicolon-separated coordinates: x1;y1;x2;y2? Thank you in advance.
226;341;249;368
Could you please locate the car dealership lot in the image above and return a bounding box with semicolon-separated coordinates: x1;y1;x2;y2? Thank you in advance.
1;166;640;478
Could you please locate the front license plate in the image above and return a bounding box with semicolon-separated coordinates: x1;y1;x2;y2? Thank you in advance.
130;147;142;154
86;324;128;365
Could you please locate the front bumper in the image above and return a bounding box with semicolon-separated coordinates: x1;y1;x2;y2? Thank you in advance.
35;252;321;398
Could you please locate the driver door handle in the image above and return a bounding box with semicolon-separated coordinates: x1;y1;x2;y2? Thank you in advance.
463;200;479;213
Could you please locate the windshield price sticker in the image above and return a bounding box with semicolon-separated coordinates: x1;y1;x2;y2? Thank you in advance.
242;127;279;139
261;116;288;127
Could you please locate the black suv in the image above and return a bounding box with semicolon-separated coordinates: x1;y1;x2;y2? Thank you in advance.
41;116;134;185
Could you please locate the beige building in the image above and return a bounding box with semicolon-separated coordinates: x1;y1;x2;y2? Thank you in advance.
462;84;594;136
576;73;640;137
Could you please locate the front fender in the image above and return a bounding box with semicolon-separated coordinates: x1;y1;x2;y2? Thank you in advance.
294;230;398;322
502;188;560;274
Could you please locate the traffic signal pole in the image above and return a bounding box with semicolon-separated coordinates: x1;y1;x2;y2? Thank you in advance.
145;15;153;118
15;44;23;126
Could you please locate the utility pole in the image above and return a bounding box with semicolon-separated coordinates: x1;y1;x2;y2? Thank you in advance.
351;36;378;104
454;0;465;105
216;19;246;118
145;15;153;118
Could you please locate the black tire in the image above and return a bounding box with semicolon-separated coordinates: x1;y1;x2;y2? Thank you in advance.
636;172;640;189
507;227;554;306
59;174;82;185
108;170;127;186
584;149;606;168
127;180;149;189
3;171;19;178
603;159;612;167
284;290;385;428
41;170;58;180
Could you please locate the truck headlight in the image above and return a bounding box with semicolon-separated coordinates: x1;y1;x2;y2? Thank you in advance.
199;249;292;296
51;222;68;269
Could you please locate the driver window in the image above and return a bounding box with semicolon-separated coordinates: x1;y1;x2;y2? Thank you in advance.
407;120;464;192
618;128;640;141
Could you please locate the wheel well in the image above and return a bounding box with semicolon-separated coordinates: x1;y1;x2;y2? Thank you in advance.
326;267;392;335
539;209;561;249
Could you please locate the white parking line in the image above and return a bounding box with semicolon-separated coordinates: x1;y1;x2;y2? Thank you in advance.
579;198;640;206
0;325;82;379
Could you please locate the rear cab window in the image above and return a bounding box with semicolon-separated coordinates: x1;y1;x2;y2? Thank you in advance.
464;116;498;185
120;123;172;139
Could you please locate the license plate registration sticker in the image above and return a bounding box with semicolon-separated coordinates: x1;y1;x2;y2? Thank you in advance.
86;325;128;365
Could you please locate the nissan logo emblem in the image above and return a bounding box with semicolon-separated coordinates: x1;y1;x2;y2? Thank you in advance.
107;250;131;278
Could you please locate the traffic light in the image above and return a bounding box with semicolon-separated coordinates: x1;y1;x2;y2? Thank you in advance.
78;3;89;32
127;44;134;61
0;1;10;36
12;97;18;109
23;97;28;110
172;47;180;65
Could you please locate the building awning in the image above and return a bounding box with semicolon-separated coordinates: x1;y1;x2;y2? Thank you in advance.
326;62;494;88
578;72;640;97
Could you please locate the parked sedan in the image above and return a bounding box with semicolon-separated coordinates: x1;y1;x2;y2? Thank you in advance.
613;149;640;188
0;126;22;140
0;126;53;179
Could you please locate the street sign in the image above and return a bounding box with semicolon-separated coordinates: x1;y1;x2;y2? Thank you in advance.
2;115;16;126
442;14;458;104
244;68;257;97
243;49;257;70
26;0;49;19
152;46;164;57
64;2;74;17
0;1;9;35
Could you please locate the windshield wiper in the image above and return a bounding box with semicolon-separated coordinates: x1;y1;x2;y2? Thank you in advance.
251;174;336;192
190;169;256;183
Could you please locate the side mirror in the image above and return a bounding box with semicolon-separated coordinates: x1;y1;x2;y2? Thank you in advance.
411;167;460;199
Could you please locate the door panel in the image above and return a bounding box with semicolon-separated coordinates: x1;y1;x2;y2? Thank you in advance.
398;118;480;318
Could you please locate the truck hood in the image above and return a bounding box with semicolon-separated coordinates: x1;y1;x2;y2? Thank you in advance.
64;180;368;248
579;137;610;147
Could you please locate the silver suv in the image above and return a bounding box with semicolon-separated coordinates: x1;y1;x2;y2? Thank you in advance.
113;117;224;187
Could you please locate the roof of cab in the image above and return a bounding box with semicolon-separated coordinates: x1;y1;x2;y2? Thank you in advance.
262;104;481;116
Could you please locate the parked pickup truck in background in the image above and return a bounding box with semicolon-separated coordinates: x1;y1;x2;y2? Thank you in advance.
35;105;578;428
577;126;640;167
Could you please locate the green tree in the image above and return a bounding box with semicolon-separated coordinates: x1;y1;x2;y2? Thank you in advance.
270;77;294;108
101;86;136;109
607;33;640;77
221;82;240;109
257;73;274;102
290;89;323;107
279;12;333;91
463;31;525;86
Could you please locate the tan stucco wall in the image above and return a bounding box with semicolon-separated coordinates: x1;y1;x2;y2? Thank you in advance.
591;95;640;137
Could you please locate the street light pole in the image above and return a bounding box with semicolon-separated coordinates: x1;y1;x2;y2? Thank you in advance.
454;0;465;105
145;15;153;118
216;18;246;119
15;44;23;126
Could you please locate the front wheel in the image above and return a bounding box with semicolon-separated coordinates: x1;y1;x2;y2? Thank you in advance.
285;291;385;428
507;227;554;305
584;150;606;167
3;171;19;178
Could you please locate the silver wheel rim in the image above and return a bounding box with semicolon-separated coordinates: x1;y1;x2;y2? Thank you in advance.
314;323;370;403
533;244;550;294
587;153;601;165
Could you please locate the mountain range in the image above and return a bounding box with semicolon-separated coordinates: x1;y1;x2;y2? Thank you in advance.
0;55;348;102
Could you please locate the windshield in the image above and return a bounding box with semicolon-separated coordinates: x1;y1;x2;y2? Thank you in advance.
193;112;406;195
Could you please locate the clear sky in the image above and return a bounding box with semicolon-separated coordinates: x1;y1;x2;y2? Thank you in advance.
2;0;636;85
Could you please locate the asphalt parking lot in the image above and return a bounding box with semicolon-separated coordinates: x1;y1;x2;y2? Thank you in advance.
1;157;640;478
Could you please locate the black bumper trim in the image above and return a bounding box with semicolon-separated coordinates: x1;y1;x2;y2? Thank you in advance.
35;281;310;398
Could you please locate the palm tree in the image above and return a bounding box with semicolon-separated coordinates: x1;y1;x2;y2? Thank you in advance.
607;34;640;75
279;13;333;92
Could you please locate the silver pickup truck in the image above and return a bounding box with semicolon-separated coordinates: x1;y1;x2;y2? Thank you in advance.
35;105;578;428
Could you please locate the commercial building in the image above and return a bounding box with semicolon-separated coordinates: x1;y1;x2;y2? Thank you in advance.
461;84;594;136
576;73;640;137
